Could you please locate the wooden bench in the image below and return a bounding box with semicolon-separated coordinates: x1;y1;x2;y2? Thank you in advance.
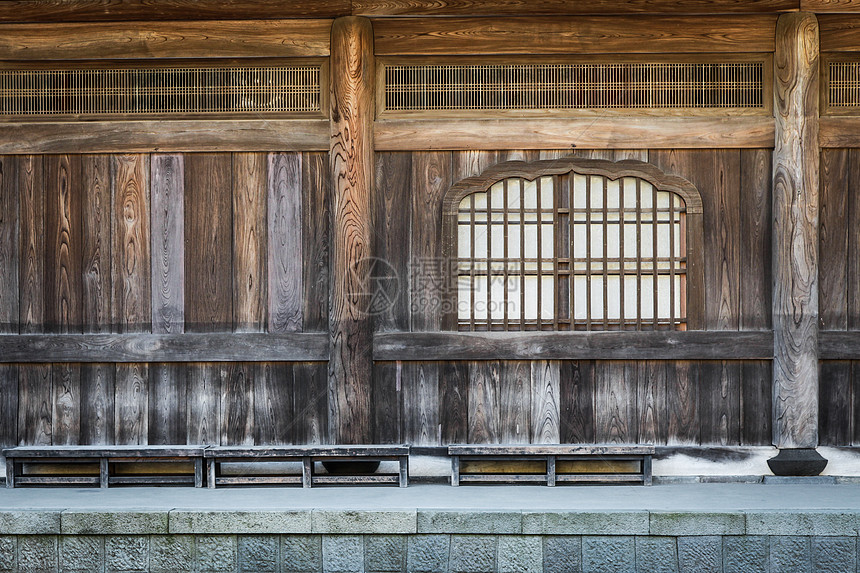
449;444;654;486
204;445;410;488
4;446;206;488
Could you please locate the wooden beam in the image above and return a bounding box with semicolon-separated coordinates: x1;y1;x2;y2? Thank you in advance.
820;14;860;49
357;0;798;15
808;1;860;14
820;118;860;147
373;332;775;361
0;1;350;22
0;20;331;60
820;332;860;358
329;17;375;444
373;15;777;55
0;120;330;154
772;12;820;450
375;118;775;150
0;333;329;362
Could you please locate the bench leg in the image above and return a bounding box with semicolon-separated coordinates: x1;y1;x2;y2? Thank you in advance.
100;458;109;488
399;455;408;488
451;456;460;487
302;457;312;488
207;460;216;489
547;456;556;487
643;455;653;486
5;458;14;488
194;459;203;488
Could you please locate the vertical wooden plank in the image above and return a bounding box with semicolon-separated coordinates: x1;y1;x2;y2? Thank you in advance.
440;361;469;444
254;362;294;445
293;362;328;445
402;362;440;445
222;362;254;446
638;360;668;445
329;16;375;444
852;361;860;446
772;12;820;449
467;361;500;444
19;155;44;333
372;361;401;444
185;153;232;332
0;366;19;451
112;154;150;333
704;150;741;330
499;361;530;443
232;153;267;333
739;149;773;331
847;149;860;330
667;360;700;445
741;360;772;446
530;360;560;444
698;360;741;446
818;360;850;446
0;156;18;333
45;154;82;334
81;155;111;333
115;364;148;445
80;363;114;445
413;151;454;331
559;360;595;443
187;363;222;445
267;152;302;333
150;153;185;335
148;364;187;445
594;361;637;444
18;364;51;446
51;363;80;445
374;152;412;332
302;152;331;333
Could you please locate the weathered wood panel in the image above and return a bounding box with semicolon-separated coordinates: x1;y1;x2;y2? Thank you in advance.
222;363;255;446
804;0;860;12
0;20;332;60
819;149;848;330
666;360;699;445
741;361;772;446
772;12;820;449
45;155;82;334
80;363;114;445
530;360;560;444
293;362;329;445
440;361;469;444
185;154;232;332
468;361;501;443
187;363;222;445
739;149;772;330
848;149;860;330
302;152;331;333
51;363;80;445
698;361;741;445
638;361;668;445
499;361;530;443
705;151;741;330
18;155;44;334
0;156;18;334
560;361;595;443
253;362;294;445
357;0;797;15
114;363;148;445
81;155;111;333
820;14;860;50
402;362;440;445
18;364;51;445
267;152;302;333
112;154;150;333
852;360;860;445
372;361;402;444
150;154;184;335
819;360;851;445
594;361;637;444
148;364;187;445
231;153;267;333
0;365;18;450
373;15;777;55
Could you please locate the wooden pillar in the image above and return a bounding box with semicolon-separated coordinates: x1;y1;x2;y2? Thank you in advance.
770;12;824;472
328;16;375;444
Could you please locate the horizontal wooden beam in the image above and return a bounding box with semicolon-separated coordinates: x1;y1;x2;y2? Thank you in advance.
820;14;860;49
0;120;330;154
0;333;329;363
820;332;860;358
374;117;775;150
806;0;860;13
820;117;860;147
373;15;777;55
373;331;775;360
0;20;331;60
0;1;350;22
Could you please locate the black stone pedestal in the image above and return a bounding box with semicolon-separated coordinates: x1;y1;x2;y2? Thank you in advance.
767;448;828;476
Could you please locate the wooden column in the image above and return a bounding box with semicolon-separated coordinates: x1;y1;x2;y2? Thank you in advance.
328;16;375;444
772;13;821;453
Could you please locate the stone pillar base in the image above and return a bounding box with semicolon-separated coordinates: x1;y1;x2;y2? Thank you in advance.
767;448;828;476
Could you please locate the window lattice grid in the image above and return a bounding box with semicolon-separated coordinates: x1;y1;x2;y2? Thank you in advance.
457;174;687;331
829;61;860;108
386;62;764;112
0;65;321;116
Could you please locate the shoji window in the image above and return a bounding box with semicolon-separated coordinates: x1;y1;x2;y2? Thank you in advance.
443;159;703;331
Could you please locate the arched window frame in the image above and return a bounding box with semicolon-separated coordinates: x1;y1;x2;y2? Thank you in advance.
441;158;704;331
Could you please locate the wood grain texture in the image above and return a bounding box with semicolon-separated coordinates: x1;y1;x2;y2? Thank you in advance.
594;361;637;444
412;151;453;331
698;360;741;445
0;157;18;334
185;154;232;333
848;149;860;330
51;363;80;445
560;360;595;443
357;0;798;15
402;362;440;445
374;152;412;332
112;154;150;334
18;364;51;445
231;153;267;333
468;361;501;443
0;365;18;450
80;363;114;445
148;364;187;445
253;363;294;445
0;121;330;155
818;360;851;445
302;152;331;333
819;149;848;330
373;15;776;55
150;154;185;335
81;155;111;333
772;12;820;449
638;360;668;445
18;155;44;334
45;155;82;334
740;149;773;330
294;362;329;445
704;150;741;330
821;120;860;150
530;360;560;444
820;14;860;50
0;20;332;59
375;118;775;151
499;361;530;443
114;363;148;445
804;0;860;12
741;360;772;446
328;16;375;444
372;361;401;443
222;363;254;446
852;360;860;445
667;360;699;445
187;363;223;445
267;152;302;333
440;360;469;444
